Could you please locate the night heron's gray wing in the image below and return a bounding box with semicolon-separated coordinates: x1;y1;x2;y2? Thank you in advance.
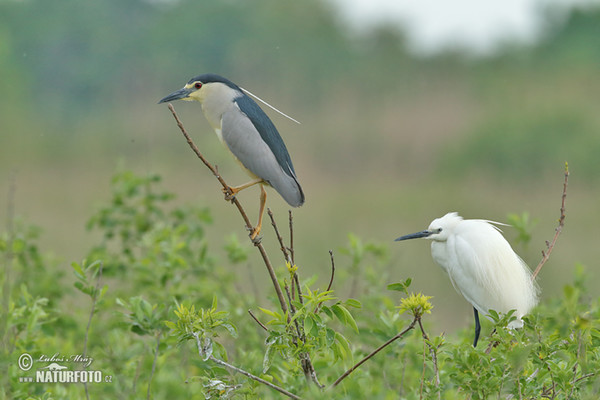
221;99;304;207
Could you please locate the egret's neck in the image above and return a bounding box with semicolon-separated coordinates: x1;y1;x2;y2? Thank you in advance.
430;241;450;273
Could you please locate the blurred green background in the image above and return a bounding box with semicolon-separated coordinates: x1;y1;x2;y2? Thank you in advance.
1;0;599;332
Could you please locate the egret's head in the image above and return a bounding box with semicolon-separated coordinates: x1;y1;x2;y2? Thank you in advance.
395;212;463;242
158;73;240;104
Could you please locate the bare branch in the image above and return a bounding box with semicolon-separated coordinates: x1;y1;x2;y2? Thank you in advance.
289;210;295;265
209;355;301;399
326;250;336;293
314;250;335;315
268;208;291;263
248;310;269;332
287;211;305;305
532;163;569;280
332;316;418;388
166;105;322;388
166;104;288;314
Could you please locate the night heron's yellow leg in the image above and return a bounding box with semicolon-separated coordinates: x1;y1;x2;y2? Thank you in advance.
250;185;267;240
223;178;264;200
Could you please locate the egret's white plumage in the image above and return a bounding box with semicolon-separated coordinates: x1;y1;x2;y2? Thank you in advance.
396;212;539;346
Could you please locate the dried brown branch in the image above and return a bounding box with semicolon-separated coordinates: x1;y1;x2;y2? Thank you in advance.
248;309;268;332
532;163;569;280
326;250;336;293
268;208;291;263
288;210;295;265
331;316;419;388
287;211;305;305
314;250;335;315
166;104;288;314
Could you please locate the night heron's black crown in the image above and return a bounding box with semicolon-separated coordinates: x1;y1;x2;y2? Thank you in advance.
187;73;241;91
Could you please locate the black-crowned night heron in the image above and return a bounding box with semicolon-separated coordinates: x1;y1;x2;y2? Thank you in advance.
159;73;304;240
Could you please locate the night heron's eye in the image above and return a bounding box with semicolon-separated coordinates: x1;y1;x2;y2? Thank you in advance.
194;82;202;89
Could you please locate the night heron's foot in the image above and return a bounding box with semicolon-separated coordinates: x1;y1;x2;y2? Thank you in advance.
249;226;262;244
222;187;237;202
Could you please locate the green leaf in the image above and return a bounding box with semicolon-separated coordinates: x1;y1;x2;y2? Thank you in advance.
331;304;346;324
263;341;275;373
345;298;362;308
304;315;314;337
71;262;86;281
325;328;336;347
332;304;358;332
387;278;412;293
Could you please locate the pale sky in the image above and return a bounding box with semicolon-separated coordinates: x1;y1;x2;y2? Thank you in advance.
328;0;598;55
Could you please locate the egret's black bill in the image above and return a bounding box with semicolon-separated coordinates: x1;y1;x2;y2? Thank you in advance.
158;87;193;104
395;230;433;241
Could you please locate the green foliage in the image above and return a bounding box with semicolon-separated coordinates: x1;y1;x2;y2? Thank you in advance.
1;170;599;399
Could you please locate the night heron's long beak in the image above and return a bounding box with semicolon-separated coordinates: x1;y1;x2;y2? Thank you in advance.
158;87;194;104
395;230;434;241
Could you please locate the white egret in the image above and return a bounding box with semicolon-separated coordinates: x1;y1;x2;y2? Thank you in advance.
395;212;538;347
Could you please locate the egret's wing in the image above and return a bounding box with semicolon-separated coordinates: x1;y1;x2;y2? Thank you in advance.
447;232;496;315
220;106;304;207
452;220;538;317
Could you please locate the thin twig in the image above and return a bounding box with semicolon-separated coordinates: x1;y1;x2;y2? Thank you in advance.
208;355;302;399
325;250;336;293
248;310;269;332
314;251;336;314
147;332;161;400
192;332;301;399
268;208;291;263
573;372;596;384
288;211;304;305
332;316;419;387
532;163;569;280
289;210;295;265
166;105;288;314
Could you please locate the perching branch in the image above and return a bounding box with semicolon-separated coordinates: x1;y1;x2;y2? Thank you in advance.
166;104;288;314
532;163;569;280
166;105;321;387
332;315;419;388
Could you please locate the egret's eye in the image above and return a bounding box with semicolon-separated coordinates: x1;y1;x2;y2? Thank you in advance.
194;82;202;89
436;228;443;233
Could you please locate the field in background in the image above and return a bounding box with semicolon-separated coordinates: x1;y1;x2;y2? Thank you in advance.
1;0;599;335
